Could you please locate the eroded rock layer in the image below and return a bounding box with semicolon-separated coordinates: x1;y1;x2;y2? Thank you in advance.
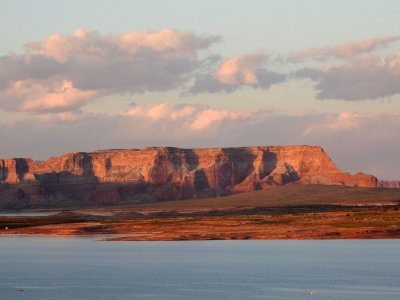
0;146;381;208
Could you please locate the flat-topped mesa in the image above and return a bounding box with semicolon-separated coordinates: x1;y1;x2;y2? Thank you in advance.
0;146;381;207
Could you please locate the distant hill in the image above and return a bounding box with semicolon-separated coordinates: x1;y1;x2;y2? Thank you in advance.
380;180;400;188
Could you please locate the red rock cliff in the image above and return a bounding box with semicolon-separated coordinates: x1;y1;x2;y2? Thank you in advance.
0;146;381;208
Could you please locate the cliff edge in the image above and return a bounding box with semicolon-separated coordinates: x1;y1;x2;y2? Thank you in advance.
0;146;381;208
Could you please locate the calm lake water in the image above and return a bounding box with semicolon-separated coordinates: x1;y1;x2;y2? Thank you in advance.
1;237;400;299
0;213;53;217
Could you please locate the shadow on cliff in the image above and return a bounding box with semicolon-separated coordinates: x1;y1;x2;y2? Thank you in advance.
80;152;95;177
15;158;29;181
191;148;274;197
0;166;8;181
148;148;202;200
105;158;112;173
259;150;278;179
224;147;259;185
0;148;281;209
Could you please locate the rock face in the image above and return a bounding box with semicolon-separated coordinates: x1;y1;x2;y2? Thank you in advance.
380;180;400;188
0;146;381;208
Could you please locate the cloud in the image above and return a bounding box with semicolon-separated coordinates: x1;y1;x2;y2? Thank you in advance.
1;102;399;179
302;112;375;135
298;111;400;179
0;29;220;112
290;35;400;62
5;30;399;105
0;78;98;112
122;102;270;131
27;28;216;63
187;52;286;94
295;53;400;100
215;52;268;85
0;103;277;159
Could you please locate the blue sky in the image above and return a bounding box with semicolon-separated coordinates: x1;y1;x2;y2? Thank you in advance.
0;0;400;179
2;1;400;55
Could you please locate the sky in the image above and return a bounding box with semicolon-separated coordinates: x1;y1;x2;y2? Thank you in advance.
1;0;400;179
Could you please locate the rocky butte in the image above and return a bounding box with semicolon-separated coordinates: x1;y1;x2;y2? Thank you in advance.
0;146;381;208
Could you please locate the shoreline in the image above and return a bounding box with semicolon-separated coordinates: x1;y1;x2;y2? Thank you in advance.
2;205;400;241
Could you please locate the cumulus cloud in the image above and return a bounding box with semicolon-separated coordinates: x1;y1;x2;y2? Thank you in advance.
289;35;400;100
27;28;215;62
290;35;400;62
0;28;219;112
215;52;268;85
2;30;400;108
0;78;98;112
295;53;400;100
1;102;399;179
123;102;270;131
187;52;286;94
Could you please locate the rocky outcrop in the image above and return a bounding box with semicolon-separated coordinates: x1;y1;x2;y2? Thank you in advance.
380;180;400;188
0;146;381;208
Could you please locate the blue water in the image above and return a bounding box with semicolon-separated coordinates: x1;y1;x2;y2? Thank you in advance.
1;237;400;299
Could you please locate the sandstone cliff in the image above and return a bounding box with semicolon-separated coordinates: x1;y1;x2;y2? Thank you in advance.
0;146;381;208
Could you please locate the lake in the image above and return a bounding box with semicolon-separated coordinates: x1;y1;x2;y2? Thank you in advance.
1;236;400;299
0;213;53;217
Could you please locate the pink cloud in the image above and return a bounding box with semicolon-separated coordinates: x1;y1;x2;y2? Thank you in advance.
190;108;268;130
214;52;269;85
0;79;98;112
123;102;269;130
187;52;285;94
291;35;400;62
302;112;377;135
118;29;217;56
26;28;218;63
0;29;220;113
29;111;91;122
1;103;399;179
